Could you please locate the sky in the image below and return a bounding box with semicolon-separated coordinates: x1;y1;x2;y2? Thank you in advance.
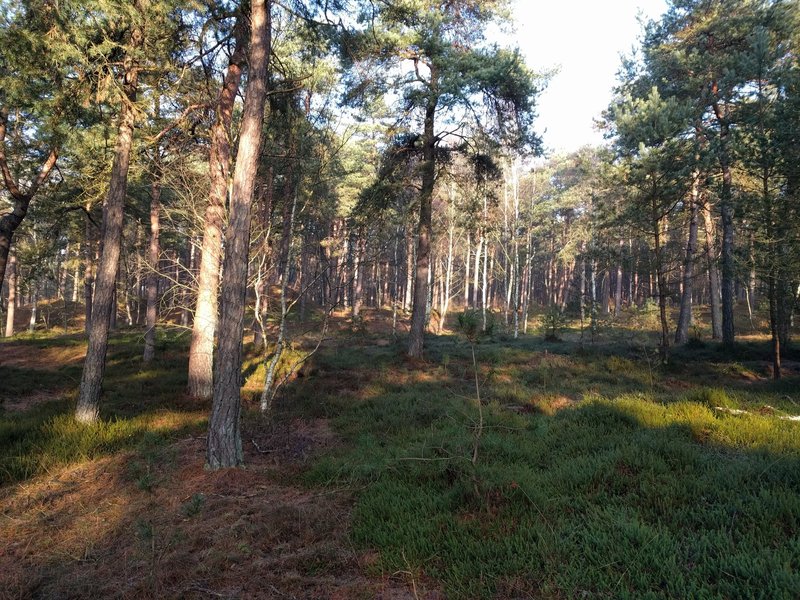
507;0;668;154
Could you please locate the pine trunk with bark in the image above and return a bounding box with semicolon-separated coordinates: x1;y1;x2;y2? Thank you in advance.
439;223;454;332
76;17;143;423
712;99;736;347
187;16;247;399
0;108;58;288
84;211;94;333
143;165;162;362
207;0;270;469
4;253;15;337
407;85;437;358
675;176;700;345
652;196;670;364
702;201;723;339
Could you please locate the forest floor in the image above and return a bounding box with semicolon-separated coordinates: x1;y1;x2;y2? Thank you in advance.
1;306;799;599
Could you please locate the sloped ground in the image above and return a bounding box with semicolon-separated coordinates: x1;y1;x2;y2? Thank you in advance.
1;310;799;598
0;416;434;599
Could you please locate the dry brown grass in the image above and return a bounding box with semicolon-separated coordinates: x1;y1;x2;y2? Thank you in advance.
0;418;434;599
0;341;86;371
1;390;63;413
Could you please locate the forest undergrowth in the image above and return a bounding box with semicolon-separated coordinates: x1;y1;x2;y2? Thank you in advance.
1;307;799;599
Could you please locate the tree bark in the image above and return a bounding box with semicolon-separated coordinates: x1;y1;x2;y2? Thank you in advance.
261;181;297;414
407;79;438;358
439;222;454;332
0;108;58;287
351;234;364;318
712;100;736;347
482;236;490;330
702;201;723;339
473;231;482;308
404;231;413;311
463;231;470;308
675;176;700;345
28;287;38;333
579;252;586;340
187;16;247;399
84;210;95;333
143;164;162;362
4;253;15;337
207;0;270;469
76;15;143;423
614;240;623;317
653;197;670;364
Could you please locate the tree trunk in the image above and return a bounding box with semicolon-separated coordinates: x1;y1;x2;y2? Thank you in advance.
713;103;736;347
28;287;38;333
579;252;586;341
392;231;400;335
84;211;94;333
675;177;699;345
4;253;15;337
404;232;413;311
76;15;143;423
614;240;623;317
702;202;723;339
473;231;482;308
482;238;490;330
600;271;610;315
351;234;364;319
207;0;270;469
276;145;296;284
72;262;80;303
0;108;58;287
262;182;297;414
187;16;247;399
143;166;162;362
769;275;781;379
464;231;470;308
58;242;69;300
440;224;454;332
653;198;669;364
407;81;438;358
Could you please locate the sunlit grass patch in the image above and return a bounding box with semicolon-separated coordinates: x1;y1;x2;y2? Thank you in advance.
304;356;800;599
0;330;206;484
0;406;206;484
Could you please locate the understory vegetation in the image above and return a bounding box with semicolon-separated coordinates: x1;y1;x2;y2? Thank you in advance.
2;0;800;597
2;308;798;598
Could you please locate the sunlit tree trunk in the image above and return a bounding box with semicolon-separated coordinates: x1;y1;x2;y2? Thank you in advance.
482;236;489;330
675;175;700;345
712;101;735;347
404;232;413;311
392;230;400;335
28;287;38;333
0;109;58;287
473;231;482;308
652;196;670;364
4;253;15;337
262;183;297;413
188;17;246;399
207;0;271;469
702;201;723;339
76;13;143;423
614;239;624;317
351;234;364;319
83;211;94;333
439;222;454;332
463;231;470;308
143;161;162;362
579;255;587;340
408;81;438;358
71;262;80;303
